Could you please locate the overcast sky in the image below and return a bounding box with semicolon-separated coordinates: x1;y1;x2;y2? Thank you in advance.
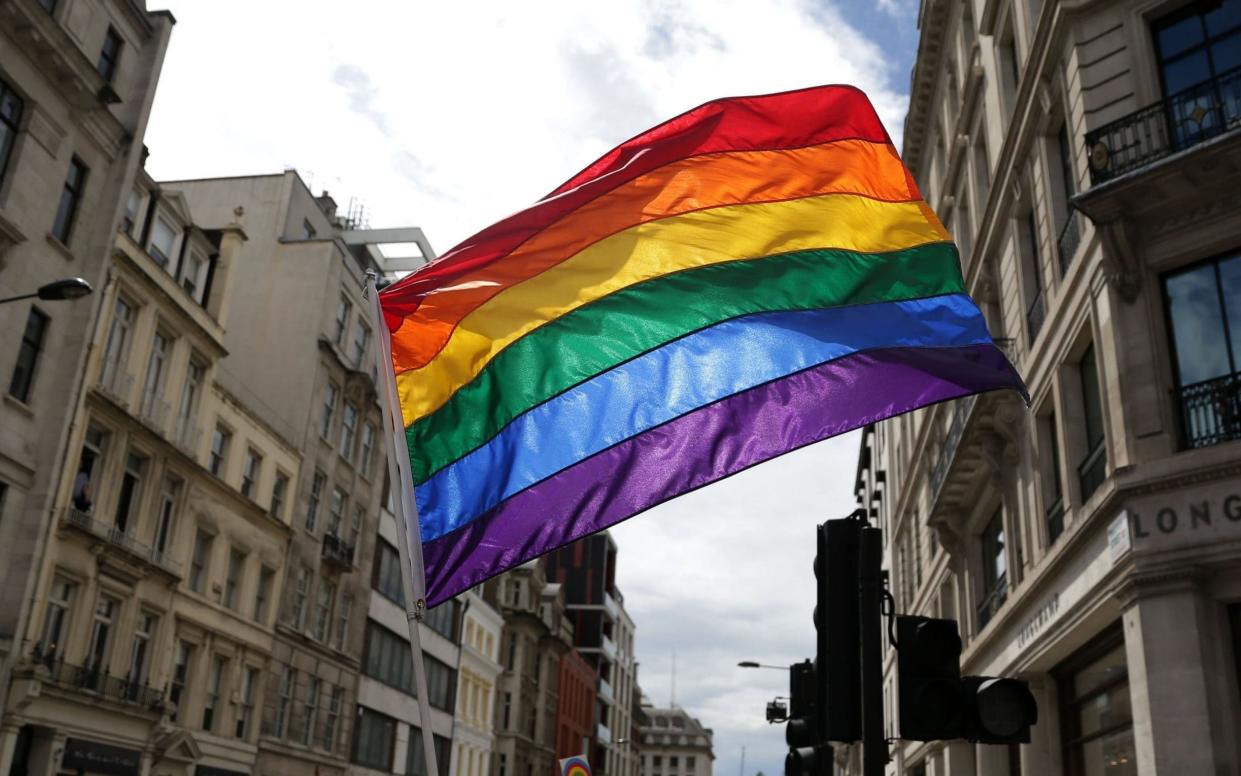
145;2;918;774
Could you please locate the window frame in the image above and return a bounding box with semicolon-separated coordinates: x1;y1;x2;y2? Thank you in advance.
0;77;23;191
9;307;50;403
51;156;88;245
96;26;123;83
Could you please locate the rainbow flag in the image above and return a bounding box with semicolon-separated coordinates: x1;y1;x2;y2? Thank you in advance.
379;85;1026;606
559;756;592;776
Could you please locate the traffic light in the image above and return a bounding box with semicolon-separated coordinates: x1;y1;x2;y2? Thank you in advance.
961;676;1038;744
785;660;830;776
896;615;963;741
815;518;861;742
896;616;1039;743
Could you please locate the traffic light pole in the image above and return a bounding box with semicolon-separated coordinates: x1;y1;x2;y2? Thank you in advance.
859;526;888;776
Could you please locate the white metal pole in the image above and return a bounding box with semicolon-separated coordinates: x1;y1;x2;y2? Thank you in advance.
366;271;441;776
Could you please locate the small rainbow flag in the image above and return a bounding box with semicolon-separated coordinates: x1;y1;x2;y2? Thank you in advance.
379;85;1026;606
559;756;592;776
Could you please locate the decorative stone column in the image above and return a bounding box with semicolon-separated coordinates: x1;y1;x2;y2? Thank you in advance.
1116;567;1221;774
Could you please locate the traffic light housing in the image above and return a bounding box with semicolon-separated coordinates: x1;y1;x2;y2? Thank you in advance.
961;676;1038;744
784;660;830;776
816;518;861;742
896;615;963;741
896;616;1039;743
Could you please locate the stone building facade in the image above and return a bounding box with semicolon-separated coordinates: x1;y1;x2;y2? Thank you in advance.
0;167;300;776
845;0;1241;772
449;589;503;776
487;562;575;776
0;0;173;715
635;706;712;776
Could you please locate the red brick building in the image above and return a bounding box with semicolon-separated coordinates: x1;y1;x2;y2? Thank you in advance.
556;648;598;760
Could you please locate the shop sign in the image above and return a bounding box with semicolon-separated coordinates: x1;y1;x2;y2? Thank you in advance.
1127;481;1241;553
62;738;141;776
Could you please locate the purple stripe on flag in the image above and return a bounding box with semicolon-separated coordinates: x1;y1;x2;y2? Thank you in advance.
420;343;1024;605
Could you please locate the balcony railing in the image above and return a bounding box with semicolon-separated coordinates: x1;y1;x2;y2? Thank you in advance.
601;633;618;660
929;393;978;506
1057;211;1082;276
26;649;163;710
1085;66;1241;184
1025;292;1046;345
63;507;180;575
1177;371;1241;449
976;576;1008;630
321;533;355;570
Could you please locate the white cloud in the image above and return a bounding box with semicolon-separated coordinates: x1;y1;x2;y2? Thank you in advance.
144;4;898;775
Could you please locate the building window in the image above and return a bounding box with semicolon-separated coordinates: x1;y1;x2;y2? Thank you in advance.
502;691;512;728
292;565;310;629
340;402;358;458
123;189;142;236
364;620;415;693
101;297;133;393
302;470;325;531
1078;344;1107;501
153;475;181;559
189;530;213;593
209;425;231;477
1054;124;1079;272
270;471;289;519
977;509;1007;629
37;576;74;662
241;448;262;499
8;308;49;403
328;486;346;536
113;452;146;535
169;640;193;722
96;26;123;82
1057;629;1133;776
0;79;23;189
181;250;208;302
424;599;457;640
359;423;376;476
276;666;296;738
349;506;363;563
321;381;339;440
322;684;342;751
1022;212;1045;345
314;579;335;642
85;596;119;689
203;655;226;732
255;566;274;623
407;728;451;776
125;613;155;698
335;295;352;347
148;216;178;268
1044;411;1066;545
224;547;246;609
303;676;321;746
334;594;352;651
236;666;257;739
175;359;204;446
351;707;395;771
73;426;107;514
1164;254;1241;448
140;330;170;422
425;653;456;711
352;323;370;365
1152;0;1241;147
303;218;317;240
52;157;87;245
373;539;404;604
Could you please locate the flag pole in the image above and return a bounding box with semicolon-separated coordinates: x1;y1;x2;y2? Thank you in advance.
366;270;441;776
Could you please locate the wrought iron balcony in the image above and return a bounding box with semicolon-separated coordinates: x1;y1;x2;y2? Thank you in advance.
1177;371;1241;449
321;533;355;570
62;507;180;575
25;649;163;710
928;393;978;508
976;576;1008;630
1085;66;1241;184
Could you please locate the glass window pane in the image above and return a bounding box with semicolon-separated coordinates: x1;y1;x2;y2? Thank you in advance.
1076;682;1132;738
1158;15;1205;59
1072;645;1128;698
1077;726;1138;776
1212;31;1241;73
1219;255;1241;369
1205;0;1241;36
1162;50;1213;94
1166;263;1231;384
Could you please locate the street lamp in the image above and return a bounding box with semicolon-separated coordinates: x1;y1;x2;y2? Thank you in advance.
0;277;93;305
737;661;789;670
